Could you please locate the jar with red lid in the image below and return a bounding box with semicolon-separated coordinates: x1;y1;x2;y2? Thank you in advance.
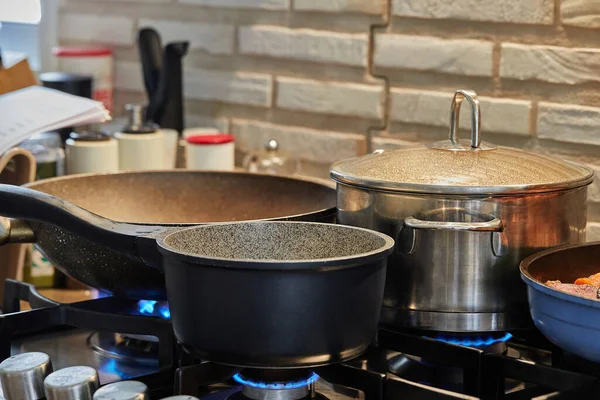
52;46;114;113
185;134;235;171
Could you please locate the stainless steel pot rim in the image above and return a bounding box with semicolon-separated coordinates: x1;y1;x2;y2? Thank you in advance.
156;221;395;270
520;241;600;308
331;164;594;195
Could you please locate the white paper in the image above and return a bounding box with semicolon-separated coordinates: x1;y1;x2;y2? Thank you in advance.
0;86;110;154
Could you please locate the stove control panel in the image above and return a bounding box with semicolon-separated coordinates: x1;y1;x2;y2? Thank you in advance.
0;352;53;400
0;352;200;400
93;381;148;400
45;366;99;400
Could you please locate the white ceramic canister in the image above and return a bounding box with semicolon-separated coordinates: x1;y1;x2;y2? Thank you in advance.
185;134;235;171
178;127;220;168
53;46;114;113
65;131;119;174
114;104;165;172
162;128;179;169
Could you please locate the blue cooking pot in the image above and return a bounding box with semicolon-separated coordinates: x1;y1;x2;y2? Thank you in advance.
520;242;600;363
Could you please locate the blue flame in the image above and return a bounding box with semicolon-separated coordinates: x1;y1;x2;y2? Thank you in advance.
233;372;319;389
136;300;171;320
425;333;513;347
138;300;157;315
158;303;171;319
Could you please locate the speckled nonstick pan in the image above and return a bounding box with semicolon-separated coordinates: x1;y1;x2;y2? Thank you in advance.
0;171;336;299
0;185;394;367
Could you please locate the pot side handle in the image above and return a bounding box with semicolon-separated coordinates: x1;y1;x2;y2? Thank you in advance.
0;184;166;269
398;213;508;257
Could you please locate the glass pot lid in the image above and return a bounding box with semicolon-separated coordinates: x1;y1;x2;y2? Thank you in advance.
330;90;594;195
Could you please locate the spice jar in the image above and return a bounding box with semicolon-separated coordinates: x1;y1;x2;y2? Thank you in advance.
114;104;165;171
185;134;235;171
53;46;114;113
65;131;119;174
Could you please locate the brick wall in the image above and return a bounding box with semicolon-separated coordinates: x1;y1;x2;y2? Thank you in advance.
58;0;600;237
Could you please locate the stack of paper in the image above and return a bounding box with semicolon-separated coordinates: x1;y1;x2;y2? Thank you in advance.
0;85;111;154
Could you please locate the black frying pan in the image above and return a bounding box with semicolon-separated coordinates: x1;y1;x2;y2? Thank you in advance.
0;171;336;299
0;184;394;367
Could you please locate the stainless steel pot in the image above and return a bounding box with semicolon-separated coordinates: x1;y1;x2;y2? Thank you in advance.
330;90;594;333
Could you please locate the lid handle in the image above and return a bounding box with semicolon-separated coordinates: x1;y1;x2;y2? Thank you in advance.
449;90;481;149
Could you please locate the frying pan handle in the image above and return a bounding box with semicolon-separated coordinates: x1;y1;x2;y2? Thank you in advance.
0;217;35;244
0;184;165;269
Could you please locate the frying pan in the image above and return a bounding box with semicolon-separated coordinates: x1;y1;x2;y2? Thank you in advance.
0;171;336;299
0;185;395;367
520;242;600;363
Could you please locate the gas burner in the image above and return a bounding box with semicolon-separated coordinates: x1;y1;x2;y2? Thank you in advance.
87;331;158;365
136;300;171;319
424;332;512;354
227;369;323;400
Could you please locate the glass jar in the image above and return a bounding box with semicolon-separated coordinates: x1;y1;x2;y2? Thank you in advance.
243;139;298;176
18;131;66;288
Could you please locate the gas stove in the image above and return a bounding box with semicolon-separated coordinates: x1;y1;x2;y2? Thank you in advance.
1;279;600;400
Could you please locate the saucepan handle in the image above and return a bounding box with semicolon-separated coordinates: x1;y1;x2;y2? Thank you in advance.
0;184;166;269
397;209;508;257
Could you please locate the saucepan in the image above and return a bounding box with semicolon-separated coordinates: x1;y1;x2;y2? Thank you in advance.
0;171;337;299
0;185;394;368
520;242;600;363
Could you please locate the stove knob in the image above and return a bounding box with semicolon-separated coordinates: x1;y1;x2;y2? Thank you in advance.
0;352;53;400
44;366;99;400
93;381;148;400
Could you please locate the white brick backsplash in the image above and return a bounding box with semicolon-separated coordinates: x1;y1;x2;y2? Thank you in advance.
60;13;134;45
374;35;493;77
231;120;364;163
185;68;272;107
588;223;600;242
390;88;531;135
178;0;289;9
239;26;367;67
501;43;600;84
562;0;600;28
393;0;553;25
538;102;600;146
276;77;382;118
115;61;144;92
294;0;384;14
186;115;230;132
139;19;234;54
115;61;272;107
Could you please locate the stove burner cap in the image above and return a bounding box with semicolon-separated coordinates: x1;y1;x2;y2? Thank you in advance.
424;332;512;348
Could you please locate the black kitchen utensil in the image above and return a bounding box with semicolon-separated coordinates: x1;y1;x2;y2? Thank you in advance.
137;28;162;100
0;172;336;299
0;184;393;368
137;28;188;133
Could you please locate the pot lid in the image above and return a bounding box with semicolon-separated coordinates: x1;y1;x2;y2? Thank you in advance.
330;90;594;195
